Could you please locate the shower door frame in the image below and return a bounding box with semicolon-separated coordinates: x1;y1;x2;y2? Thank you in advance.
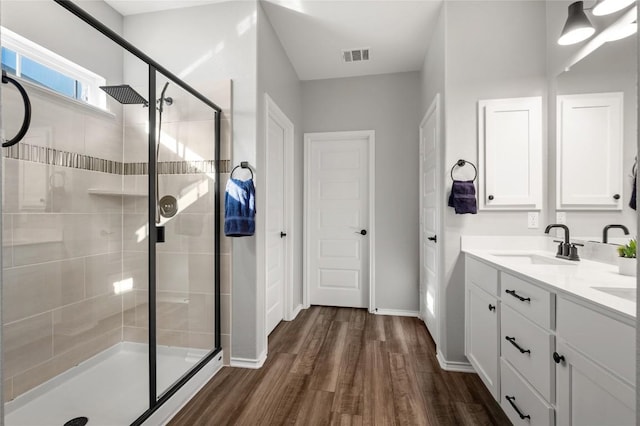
52;1;222;424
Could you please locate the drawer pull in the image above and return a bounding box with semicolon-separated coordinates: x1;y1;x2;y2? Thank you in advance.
553;351;565;364
488;304;496;312
505;289;531;302
505;395;531;420
505;336;531;354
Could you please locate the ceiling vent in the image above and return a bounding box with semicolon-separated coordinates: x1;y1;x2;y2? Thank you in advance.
342;48;370;63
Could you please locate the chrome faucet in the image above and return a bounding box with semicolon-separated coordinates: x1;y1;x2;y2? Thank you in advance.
545;224;581;261
602;224;630;244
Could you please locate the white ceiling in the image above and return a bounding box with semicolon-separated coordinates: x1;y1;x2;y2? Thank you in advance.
103;0;225;16
103;0;443;81
261;1;443;80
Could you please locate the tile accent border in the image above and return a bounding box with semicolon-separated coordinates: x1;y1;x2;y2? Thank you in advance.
4;143;219;175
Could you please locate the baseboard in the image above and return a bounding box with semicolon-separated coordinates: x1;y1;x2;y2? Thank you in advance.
436;350;475;373
148;351;224;425
230;349;267;369
373;309;420;317
288;304;304;321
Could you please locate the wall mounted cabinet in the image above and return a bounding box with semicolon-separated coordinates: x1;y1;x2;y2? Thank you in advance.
478;97;543;211
556;92;623;210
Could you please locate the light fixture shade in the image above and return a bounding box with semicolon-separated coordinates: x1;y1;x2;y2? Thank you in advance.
558;1;596;45
592;0;636;16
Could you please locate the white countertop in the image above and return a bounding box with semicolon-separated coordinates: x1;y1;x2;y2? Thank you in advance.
461;237;636;321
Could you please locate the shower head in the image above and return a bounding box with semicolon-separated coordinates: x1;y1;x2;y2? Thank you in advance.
100;84;149;107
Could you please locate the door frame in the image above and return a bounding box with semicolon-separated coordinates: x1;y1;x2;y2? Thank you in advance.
419;94;442;346
303;130;376;312
264;94;295;327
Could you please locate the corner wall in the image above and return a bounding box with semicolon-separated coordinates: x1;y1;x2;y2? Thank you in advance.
124;0;257;362
256;2;303;356
421;0;548;363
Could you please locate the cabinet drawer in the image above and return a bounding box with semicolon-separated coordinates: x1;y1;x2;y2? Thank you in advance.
557;297;635;385
501;359;554;426
466;257;498;296
501;272;554;329
501;304;554;402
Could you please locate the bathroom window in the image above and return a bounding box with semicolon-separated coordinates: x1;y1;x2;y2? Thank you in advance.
0;26;106;109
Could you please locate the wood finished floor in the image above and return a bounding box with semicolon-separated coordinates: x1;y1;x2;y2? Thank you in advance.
169;307;510;426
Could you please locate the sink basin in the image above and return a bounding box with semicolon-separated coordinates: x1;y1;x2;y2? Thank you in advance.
592;287;636;302
490;253;575;266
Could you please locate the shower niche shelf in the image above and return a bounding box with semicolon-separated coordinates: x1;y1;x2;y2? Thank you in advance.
88;188;147;197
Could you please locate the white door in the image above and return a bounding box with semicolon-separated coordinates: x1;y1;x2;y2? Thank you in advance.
305;131;372;308
265;113;286;335
556;339;635;425
465;283;499;400
419;97;440;343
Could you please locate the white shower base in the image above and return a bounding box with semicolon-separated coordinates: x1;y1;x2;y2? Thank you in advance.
5;342;214;426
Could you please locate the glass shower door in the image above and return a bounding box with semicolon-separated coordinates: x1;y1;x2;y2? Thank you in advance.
1;2;151;423
152;72;218;398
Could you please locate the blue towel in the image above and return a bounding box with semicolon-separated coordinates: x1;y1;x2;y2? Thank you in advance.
224;178;256;237
448;180;477;214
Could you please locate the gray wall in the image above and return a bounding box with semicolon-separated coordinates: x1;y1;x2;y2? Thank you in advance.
256;3;304;327
419;3;447;348
422;0;548;363
302;72;421;313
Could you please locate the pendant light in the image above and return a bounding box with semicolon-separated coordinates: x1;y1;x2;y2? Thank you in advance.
592;0;636;16
558;1;596;45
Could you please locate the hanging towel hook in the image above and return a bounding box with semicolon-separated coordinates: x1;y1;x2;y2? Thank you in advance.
450;159;477;182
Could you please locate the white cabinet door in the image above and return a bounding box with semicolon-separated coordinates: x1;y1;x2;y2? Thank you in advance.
478;97;542;210
555;339;635;426
465;282;500;400
556;92;623;210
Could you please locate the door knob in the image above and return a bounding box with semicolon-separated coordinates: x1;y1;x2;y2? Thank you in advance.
427;235;437;243
355;229;367;236
613;194;621;200
280;232;287;238
553;352;565;364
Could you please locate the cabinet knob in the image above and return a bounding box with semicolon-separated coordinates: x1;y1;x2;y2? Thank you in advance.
613;194;621;200
488;304;496;312
553;351;565;364
488;195;494;201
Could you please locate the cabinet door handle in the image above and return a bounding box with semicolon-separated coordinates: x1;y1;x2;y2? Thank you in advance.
505;336;531;354
505;289;531;302
488;195;494;201
488;304;496;312
553;352;565;364
505;395;531;420
613;194;621;200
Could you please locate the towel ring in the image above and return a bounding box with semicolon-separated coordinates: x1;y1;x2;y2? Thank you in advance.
231;161;254;180
450;159;477;182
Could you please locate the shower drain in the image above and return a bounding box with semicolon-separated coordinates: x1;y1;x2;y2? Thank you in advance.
64;417;88;426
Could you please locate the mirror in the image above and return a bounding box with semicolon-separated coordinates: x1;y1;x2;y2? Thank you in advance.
555;33;637;244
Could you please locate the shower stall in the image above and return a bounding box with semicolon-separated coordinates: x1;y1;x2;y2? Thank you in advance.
0;1;222;424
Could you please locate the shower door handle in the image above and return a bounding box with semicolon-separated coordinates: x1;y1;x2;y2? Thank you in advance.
1;71;31;148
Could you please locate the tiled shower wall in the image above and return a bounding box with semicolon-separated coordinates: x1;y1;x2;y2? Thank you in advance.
2;88;125;401
2;80;232;400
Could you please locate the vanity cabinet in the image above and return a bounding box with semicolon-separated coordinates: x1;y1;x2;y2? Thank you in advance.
555;297;635;426
464;254;636;426
478;96;542;211
556;92;623;210
465;258;500;399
